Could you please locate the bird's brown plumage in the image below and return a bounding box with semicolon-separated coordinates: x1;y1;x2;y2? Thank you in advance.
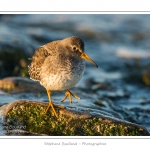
28;41;59;81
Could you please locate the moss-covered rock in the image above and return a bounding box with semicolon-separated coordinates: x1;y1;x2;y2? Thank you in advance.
0;100;149;136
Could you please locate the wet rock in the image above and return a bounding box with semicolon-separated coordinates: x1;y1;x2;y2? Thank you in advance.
0;77;45;93
142;69;150;85
0;100;149;136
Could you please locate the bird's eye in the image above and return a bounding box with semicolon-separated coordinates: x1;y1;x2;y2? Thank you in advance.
73;47;77;51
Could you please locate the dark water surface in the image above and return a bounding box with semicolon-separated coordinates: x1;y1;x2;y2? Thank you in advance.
0;14;150;134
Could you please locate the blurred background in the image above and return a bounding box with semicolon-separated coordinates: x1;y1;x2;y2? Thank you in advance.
0;14;150;132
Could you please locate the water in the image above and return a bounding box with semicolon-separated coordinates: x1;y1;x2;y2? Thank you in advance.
0;14;150;134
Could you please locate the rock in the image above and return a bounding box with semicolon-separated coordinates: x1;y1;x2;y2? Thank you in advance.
142;69;150;85
0;100;149;136
0;77;45;93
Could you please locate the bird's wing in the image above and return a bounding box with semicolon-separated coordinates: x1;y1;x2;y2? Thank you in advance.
28;41;58;81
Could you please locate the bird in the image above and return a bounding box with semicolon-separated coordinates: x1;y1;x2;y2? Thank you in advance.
28;36;98;118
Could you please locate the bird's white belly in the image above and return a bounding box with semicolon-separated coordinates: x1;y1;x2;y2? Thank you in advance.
40;64;85;91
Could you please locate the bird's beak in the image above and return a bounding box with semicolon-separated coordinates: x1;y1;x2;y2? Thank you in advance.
81;52;98;68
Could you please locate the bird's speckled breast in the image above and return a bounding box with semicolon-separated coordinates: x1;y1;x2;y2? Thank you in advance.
40;56;85;91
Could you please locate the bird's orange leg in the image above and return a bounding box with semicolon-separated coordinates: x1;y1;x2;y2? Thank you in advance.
61;89;81;103
44;90;58;118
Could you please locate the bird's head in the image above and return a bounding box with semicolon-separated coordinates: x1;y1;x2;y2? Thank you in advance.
61;36;98;68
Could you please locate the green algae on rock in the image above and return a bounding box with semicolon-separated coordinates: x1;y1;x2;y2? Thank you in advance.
0;100;149;136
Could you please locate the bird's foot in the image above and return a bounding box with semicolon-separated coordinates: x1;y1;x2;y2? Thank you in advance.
44;101;58;118
61;90;81;103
